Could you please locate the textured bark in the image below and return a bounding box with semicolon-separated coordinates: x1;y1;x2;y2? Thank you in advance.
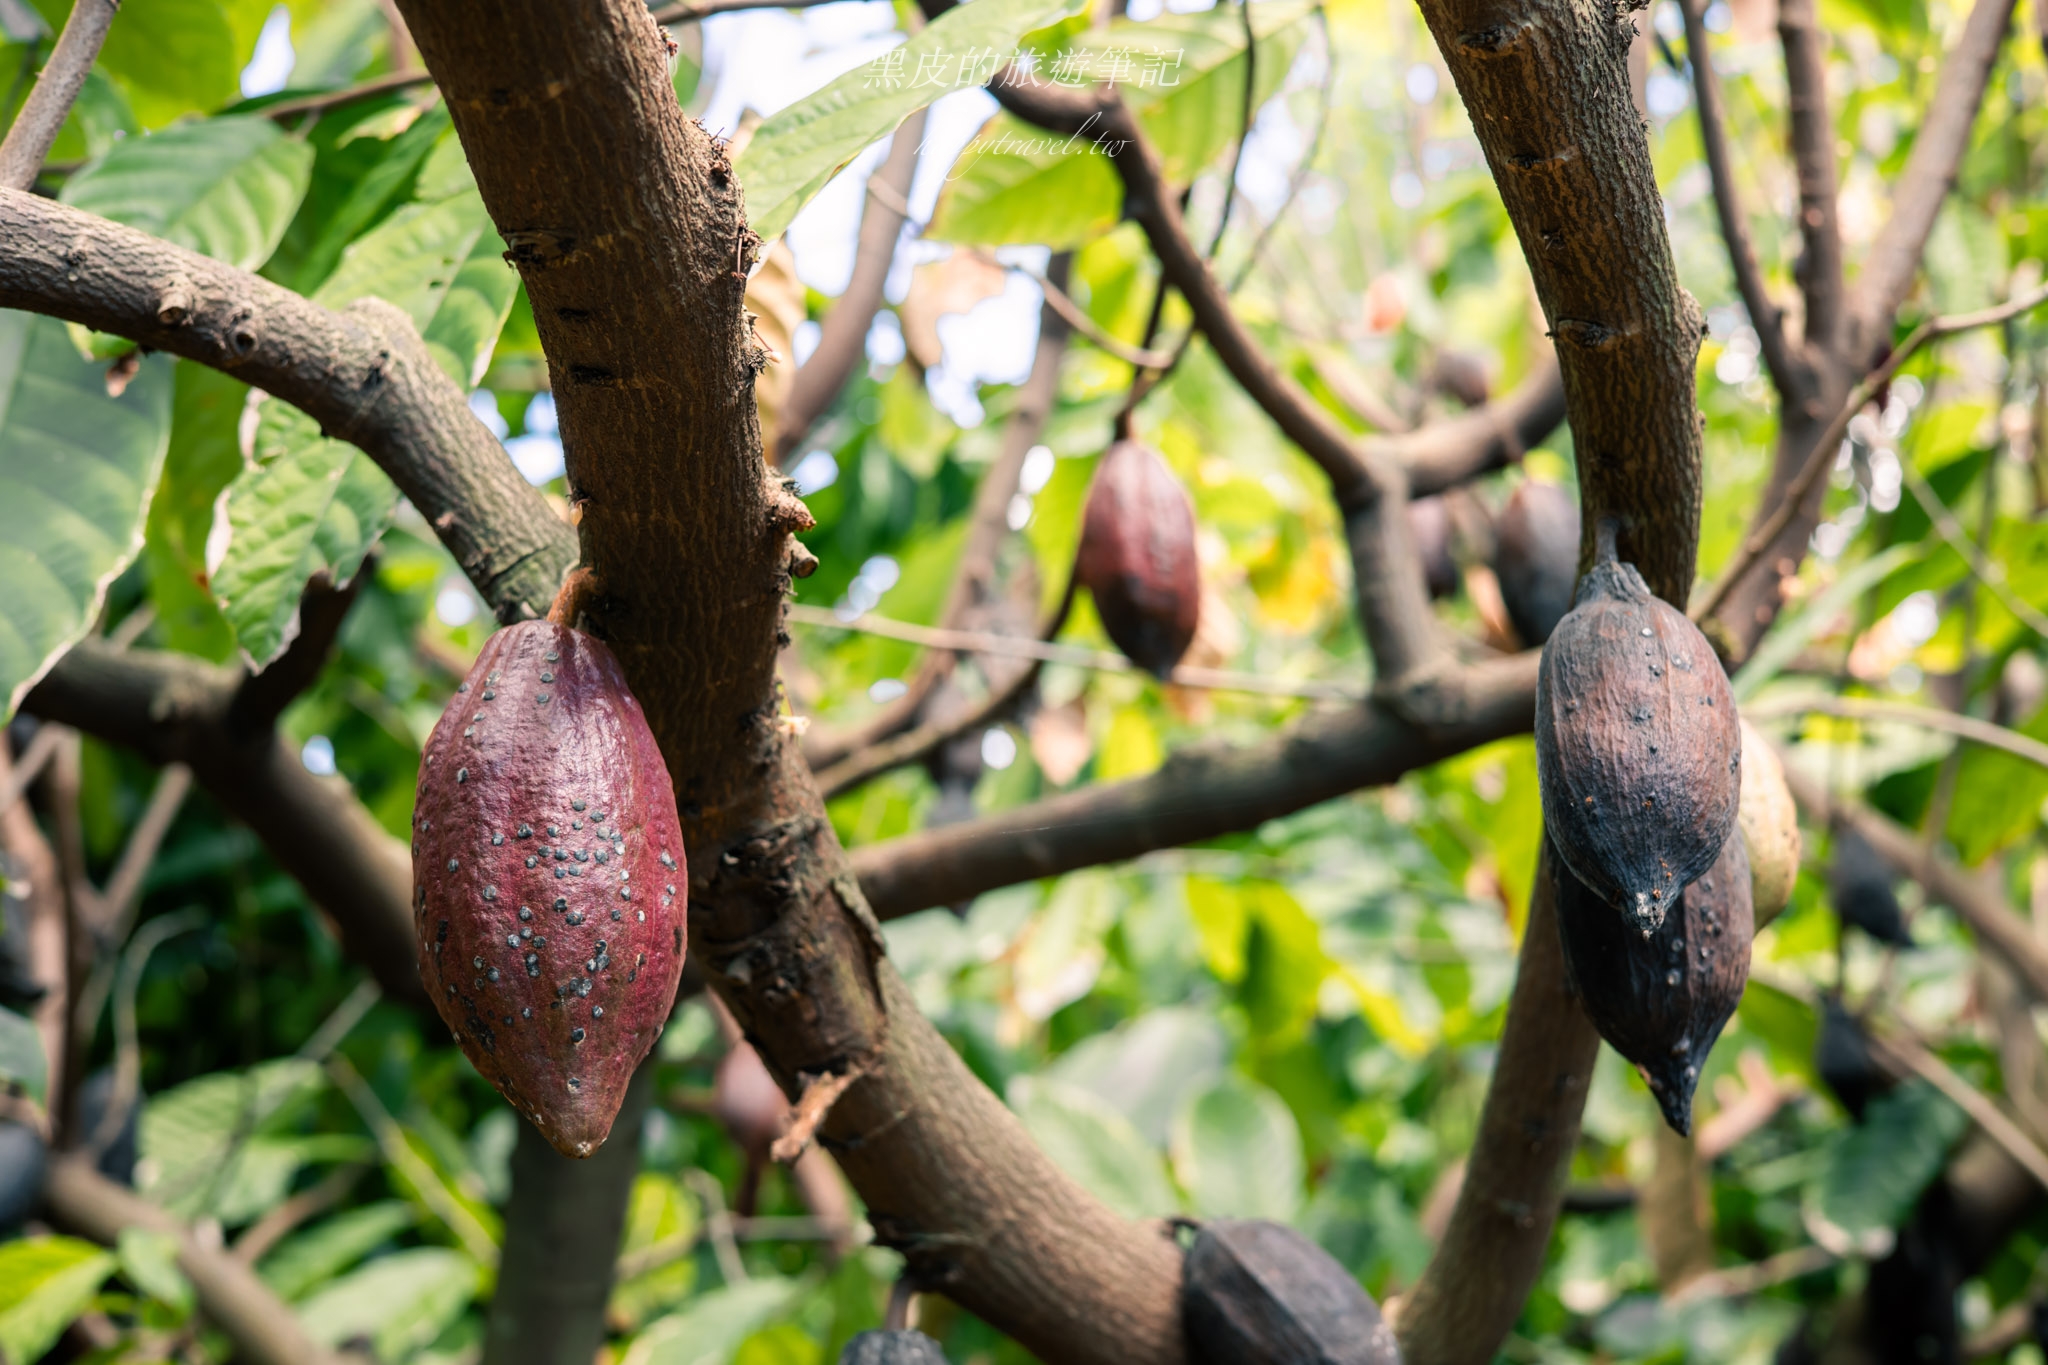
0;191;577;625
1778;0;1845;353
394;4;1188;1360
0;0;116;190
853;651;1539;918
1395;846;1601;1364
1417;0;1705;605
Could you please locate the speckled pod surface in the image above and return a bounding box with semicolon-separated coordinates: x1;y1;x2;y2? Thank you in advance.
1554;829;1753;1136
413;620;687;1158
1076;439;1201;678
1535;555;1741;932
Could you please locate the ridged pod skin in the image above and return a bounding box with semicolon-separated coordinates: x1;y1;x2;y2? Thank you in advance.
1736;720;1801;928
1554;830;1753;1135
838;1331;950;1364
1075;439;1201;678
1494;479;1579;647
1182;1220;1402;1364
1535;552;1741;932
413;620;688;1158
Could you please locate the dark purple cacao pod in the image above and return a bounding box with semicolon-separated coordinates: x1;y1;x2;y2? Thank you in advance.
1816;992;1889;1123
1494;480;1580;647
1554;829;1752;1135
1408;495;1458;599
1076;439;1201;678
1182;1219;1401;1364
1827;825;1912;947
1535;549;1740;932
413;620;688;1158
839;1330;950;1364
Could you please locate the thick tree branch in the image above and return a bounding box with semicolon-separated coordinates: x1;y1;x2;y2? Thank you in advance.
1776;0;1845;353
0;190;577;624
770;108;926;468
1850;0;2016;351
851;651;1538;918
397;5;1188;1360
0;0;114;190
44;1156;349;1365
1679;0;1798;391
1384;355;1566;497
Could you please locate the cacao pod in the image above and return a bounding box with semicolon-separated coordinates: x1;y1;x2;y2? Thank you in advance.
839;1331;950;1364
413;620;688;1158
1736;720;1801;928
1181;1219;1402;1365
1816;993;1888;1123
1554;828;1752;1136
1827;825;1912;948
1493;479;1579;648
712;1039;787;1158
1075;439;1201;677
1408;495;1458;599
1535;543;1740;932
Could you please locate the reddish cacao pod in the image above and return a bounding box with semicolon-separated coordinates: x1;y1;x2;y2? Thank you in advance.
1075;439;1201;678
1535;548;1740;932
1408;495;1458;599
1182;1219;1402;1364
413;620;688;1158
839;1330;950;1364
1554;829;1752;1135
711;1040;787;1158
1494;479;1580;647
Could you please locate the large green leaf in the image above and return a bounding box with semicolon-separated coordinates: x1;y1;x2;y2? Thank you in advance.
296;1247;482;1361
61;114;314;271
623;1279;807;1365
1806;1081;1967;1255
138;1057;325;1219
144;362;246;660
734;0;1084;240
927;1;1312;247
0;1004;44;1102
0;1236;118;1365
0;311;172;717
212;190;517;664
1170;1076;1305;1221
1012;1077;1180;1218
259;1200;418;1301
32;0;247;128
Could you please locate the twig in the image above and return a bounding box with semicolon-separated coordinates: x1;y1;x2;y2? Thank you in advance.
770;1068;861;1162
683;1168;750;1286
297;977;382;1061
613;1215;849;1280
0;721;64;814
1776;0;1845;350
1870;1029;2048;1193
1743;694;2048;769
787;603;1362;701
325;1055;500;1267
0;0;115;190
231;1163;369;1265
93;765;193;944
1680;0;1795;388
1006;259;1176;368
255;69;435;121
87;909;207;1162
1669;1245;1836;1303
1694;281;2048;623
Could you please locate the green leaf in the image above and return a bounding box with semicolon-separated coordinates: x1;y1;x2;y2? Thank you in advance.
0;1004;45;1102
143;361;246;660
623;1279;807;1365
1806;1080;1967;1255
926;118;1122;248
1943;696;2048;864
0;311;172;718
268;104;454;295
0;1236;118;1365
116;1227;195;1315
1732;543;1923;701
734;0;1085;240
296;1247;482;1362
61;114;314;271
36;0;241;128
1011;1077;1179;1218
1170;1076;1304;1221
212;190;517;664
258;1201;418;1302
138;1058;324;1219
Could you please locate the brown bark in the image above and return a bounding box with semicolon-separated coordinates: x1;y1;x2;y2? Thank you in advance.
394;4;1188;1360
1778;0;1845;352
0;0;116;191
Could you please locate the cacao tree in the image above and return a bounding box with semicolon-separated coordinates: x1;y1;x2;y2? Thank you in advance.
0;0;2043;1361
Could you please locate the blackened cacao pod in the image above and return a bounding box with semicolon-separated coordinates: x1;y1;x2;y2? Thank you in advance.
1736;720;1801;928
1494;479;1579;647
1816;993;1888;1123
839;1330;949;1364
414;620;688;1158
1076;439;1201;677
1828;825;1912;947
1554;829;1752;1136
1535;550;1740;931
1182;1219;1402;1365
1408;495;1458;599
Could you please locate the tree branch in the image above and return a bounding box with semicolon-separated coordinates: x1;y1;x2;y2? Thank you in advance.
1380;355;1566;497
1776;0;1846;353
0;0;114;191
1850;0;2017;351
0;735;68;1129
1680;0;1799;390
770;108;926;468
850;651;1538;918
43;1155;350;1365
0;190;577;624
